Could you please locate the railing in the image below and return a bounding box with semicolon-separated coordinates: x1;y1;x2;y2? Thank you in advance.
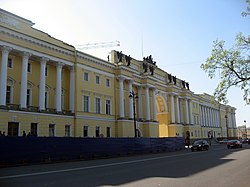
1;104;74;116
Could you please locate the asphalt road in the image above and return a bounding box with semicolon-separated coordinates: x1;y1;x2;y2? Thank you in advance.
0;144;250;187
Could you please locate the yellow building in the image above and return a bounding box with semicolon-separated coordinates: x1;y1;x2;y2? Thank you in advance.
0;9;237;139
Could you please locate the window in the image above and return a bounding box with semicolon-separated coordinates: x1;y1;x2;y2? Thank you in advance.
45;91;48;108
31;123;38;136
106;79;110;87
84;72;89;81
6;86;11;104
106;127;111;137
49;124;55;137
8;122;19;136
27;89;31;106
95;98;101;114
83;95;89;112
28;62;31;73
8;58;13;68
96;75;100;84
45;66;48;76
105;99;111;115
83;126;88;137
65;125;71;137
96;126;100;137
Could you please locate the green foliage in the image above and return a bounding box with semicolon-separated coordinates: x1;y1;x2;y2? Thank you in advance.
201;1;250;104
201;33;250;104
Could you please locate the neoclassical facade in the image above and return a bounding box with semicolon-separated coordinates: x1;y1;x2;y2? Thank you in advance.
0;8;237;138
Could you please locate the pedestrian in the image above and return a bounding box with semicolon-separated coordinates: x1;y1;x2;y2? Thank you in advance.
2;131;6;136
22;131;26;137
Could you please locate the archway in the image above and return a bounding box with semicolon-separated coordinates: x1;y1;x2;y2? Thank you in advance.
156;95;169;137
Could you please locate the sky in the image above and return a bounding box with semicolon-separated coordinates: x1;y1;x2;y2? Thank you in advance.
1;0;250;127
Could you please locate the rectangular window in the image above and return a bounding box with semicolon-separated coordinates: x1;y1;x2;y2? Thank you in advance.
27;89;31;106
65;125;71;137
107;127;111;137
83;126;88;137
83;95;89;112
105;99;111;115
106;79;110;87
8;58;13;68
95;98;101;114
6;86;11;104
45;66;48;76
31;123;38;136
49;124;55;137
8;122;19;136
45;91;48;108
84;72;89;81
96;126;100;137
96;75;100;84
28;62;31;73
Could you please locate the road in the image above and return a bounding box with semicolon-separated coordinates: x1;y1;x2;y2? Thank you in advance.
0;144;250;187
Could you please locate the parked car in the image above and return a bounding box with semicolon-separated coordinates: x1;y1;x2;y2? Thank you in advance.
191;140;209;152
241;138;248;144
219;139;228;144
227;140;242;149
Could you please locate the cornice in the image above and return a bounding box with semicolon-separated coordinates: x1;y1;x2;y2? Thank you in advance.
0;26;75;57
77;51;116;70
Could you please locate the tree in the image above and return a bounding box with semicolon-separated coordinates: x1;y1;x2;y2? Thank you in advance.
201;1;250;104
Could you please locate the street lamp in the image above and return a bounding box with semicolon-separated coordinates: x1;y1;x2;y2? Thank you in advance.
244;120;247;138
129;91;138;137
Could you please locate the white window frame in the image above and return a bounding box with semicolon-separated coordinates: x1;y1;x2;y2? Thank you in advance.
106;78;110;87
27;88;32;106
49;124;56;137
65;125;71;137
83;126;88;137
83;72;89;81
95;97;101;114
83;95;90;112
105;99;111;115
96;75;100;84
7;58;13;68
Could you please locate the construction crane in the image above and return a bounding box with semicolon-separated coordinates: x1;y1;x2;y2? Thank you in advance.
76;40;120;50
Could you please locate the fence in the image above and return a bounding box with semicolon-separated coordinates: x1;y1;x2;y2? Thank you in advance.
0;136;184;167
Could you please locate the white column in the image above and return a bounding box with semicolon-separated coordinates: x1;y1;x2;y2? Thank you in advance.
189;99;193;124
145;86;150;121
170;94;175;123
138;86;143;120
128;80;133;119
20;52;31;108
69;66;75;112
179;98;183;124
185;98;189;124
56;62;63;112
39;57;48;110
152;88;157;121
175;96;180;123
119;77;125;118
0;46;12;105
202;106;205;126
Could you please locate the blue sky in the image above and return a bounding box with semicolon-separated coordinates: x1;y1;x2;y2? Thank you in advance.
1;0;250;127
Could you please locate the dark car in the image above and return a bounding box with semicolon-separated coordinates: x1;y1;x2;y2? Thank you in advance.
191;140;209;152
227;140;242;149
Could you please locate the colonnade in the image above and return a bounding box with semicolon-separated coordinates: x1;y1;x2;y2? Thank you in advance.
0;45;75;112
200;105;220;127
118;77;157;121
169;94;193;125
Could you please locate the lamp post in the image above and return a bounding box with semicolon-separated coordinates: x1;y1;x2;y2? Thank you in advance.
129;91;138;137
244;120;247;139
